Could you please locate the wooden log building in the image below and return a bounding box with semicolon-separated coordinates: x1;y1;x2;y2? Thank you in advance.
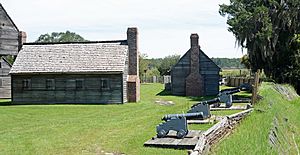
0;3;26;98
170;34;221;96
9;28;140;104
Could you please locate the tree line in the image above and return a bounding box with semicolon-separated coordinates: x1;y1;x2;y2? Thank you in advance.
220;0;300;93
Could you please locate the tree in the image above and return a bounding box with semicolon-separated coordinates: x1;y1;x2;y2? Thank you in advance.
240;55;251;69
219;0;300;91
158;54;181;75
211;58;245;69
35;31;87;43
139;53;150;78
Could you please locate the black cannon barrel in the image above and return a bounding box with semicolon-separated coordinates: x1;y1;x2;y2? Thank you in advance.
162;112;203;121
239;83;252;91
191;98;220;108
221;89;240;95
220;87;240;93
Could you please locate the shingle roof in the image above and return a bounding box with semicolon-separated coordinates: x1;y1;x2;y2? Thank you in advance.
10;42;128;74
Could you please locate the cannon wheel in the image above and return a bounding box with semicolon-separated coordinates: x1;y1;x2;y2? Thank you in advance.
157;129;168;138
225;102;233;108
176;130;187;139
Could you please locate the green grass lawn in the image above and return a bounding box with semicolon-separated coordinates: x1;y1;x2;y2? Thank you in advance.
0;83;243;155
221;69;250;77
211;83;300;154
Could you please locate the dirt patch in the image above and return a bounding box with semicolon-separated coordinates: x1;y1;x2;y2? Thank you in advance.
104;153;125;155
82;145;125;155
154;99;175;106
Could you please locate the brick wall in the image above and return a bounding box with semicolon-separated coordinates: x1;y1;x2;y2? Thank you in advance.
185;34;204;96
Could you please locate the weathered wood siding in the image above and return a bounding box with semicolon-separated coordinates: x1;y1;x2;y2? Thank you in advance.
0;58;11;98
123;52;129;103
171;50;191;95
204;74;219;96
0;58;11;76
0;77;11;98
0;4;19;55
199;50;220;96
11;74;123;104
171;49;220;96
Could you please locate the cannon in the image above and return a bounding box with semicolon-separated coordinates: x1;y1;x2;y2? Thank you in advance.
218;88;241;108
187;89;242;117
187;83;253;120
219;83;252;106
156;112;203;139
220;83;252;93
187;98;219;119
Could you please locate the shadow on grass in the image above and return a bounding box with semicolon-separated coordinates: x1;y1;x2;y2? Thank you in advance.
0;101;12;106
233;94;252;99
156;89;172;96
156;89;216;102
0;100;125;106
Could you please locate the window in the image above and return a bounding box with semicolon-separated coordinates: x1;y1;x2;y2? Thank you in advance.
23;79;31;90
0;79;2;87
66;79;76;90
101;78;110;90
46;79;55;90
76;79;84;90
0;62;2;68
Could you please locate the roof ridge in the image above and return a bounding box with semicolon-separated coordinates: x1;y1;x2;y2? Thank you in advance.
24;40;128;45
1;56;12;67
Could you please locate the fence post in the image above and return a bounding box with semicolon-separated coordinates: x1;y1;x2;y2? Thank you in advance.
251;70;260;105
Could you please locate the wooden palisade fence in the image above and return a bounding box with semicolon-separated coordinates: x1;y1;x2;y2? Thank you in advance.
251;70;260;105
190;109;253;155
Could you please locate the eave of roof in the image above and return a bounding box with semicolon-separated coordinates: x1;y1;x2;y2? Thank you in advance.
10;42;128;74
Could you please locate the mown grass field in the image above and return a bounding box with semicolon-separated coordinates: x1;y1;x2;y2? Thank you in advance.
0;83;240;155
212;83;300;154
220;69;250;77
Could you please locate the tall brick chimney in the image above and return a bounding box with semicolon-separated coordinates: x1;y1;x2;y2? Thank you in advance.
18;31;27;51
127;27;140;102
185;33;204;96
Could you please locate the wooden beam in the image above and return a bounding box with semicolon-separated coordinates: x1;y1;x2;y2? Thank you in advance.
251;70;260;105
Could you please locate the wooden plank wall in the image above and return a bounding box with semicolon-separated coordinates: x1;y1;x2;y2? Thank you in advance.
171;51;190;95
0;76;11;98
0;58;11;98
12;74;123;104
0;5;19;55
225;77;255;87
123;53;129;103
199;50;220;96
171;49;220;96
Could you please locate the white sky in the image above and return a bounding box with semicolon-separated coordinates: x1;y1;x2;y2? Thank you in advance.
0;0;245;58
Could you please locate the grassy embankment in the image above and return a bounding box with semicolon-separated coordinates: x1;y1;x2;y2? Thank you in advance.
0;83;240;155
212;83;300;154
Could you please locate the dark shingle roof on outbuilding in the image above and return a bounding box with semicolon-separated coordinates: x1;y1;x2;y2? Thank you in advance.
10;42;128;74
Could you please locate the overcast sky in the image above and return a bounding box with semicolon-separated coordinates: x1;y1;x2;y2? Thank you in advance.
1;0;244;58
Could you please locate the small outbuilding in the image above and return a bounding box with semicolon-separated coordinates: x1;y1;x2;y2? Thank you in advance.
170;34;221;96
10;28;140;104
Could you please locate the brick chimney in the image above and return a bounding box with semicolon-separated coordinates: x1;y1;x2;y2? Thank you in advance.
18;31;27;51
127;27;140;102
185;33;204;96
